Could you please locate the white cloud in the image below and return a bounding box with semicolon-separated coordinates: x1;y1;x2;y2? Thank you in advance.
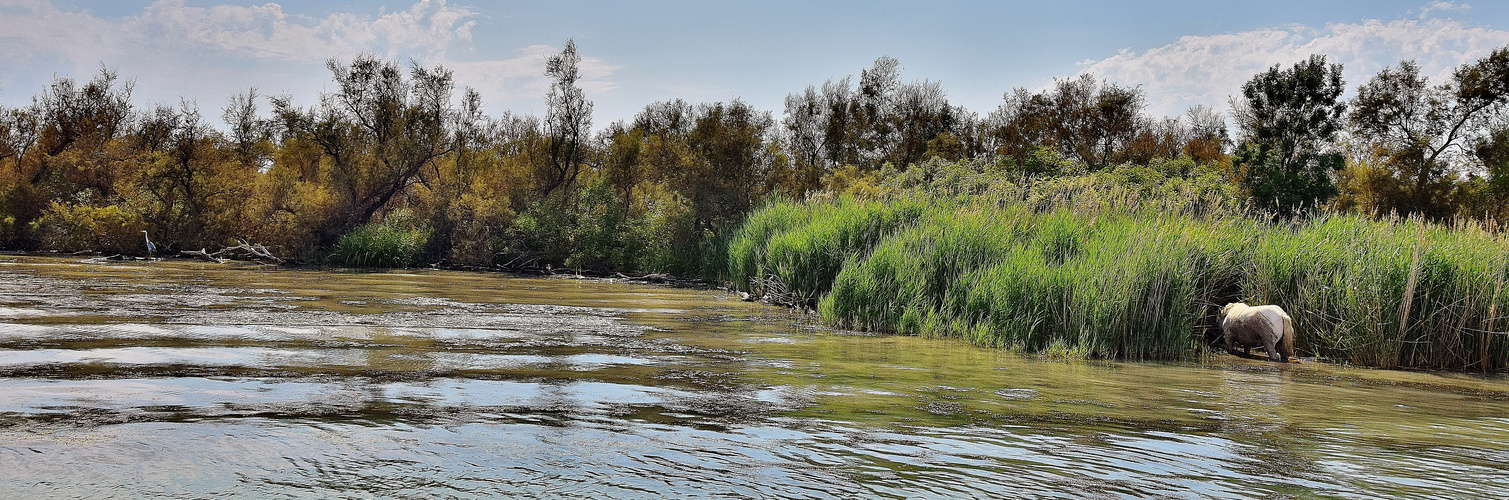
1;0;477;67
1076;16;1509;117
448;44;623;104
0;0;618;113
1419;2;1470;18
0;0;125;72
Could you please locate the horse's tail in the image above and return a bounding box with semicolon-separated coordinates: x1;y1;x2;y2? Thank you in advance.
1280;314;1296;362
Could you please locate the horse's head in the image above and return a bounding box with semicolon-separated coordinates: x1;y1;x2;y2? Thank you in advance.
1219;302;1245;320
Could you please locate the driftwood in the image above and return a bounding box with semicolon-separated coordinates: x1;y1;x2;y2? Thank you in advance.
748;274;814;310
184;240;286;264
79;254;125;264
615;272;674;284
182;249;228;263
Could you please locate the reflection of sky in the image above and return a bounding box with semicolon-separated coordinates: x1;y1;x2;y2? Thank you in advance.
0;377;684;414
0;378;330;412
0;323;588;342
0;347;668;372
0;308;50;318
0;323;53;338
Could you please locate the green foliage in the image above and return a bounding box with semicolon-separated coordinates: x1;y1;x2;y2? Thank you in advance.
1478;127;1509;200
1234;54;1348;216
1245;215;1509;370
726;196;928;301
30;201;146;255
1350;49;1509;220
730;159;1509;371
1235;143;1345;214
327;213;430;268
6;48;1509;375
506;176;716;276
815;204;1240;360
988;75;1148;170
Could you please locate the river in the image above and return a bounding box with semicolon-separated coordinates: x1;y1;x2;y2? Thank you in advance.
0;255;1505;498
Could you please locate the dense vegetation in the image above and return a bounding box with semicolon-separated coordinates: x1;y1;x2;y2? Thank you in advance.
2;41;1508;369
730;159;1508;371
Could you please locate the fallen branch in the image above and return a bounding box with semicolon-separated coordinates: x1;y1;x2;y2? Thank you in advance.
615;272;675;284
183;240;286;264
221;240;286;264
183;248;228;263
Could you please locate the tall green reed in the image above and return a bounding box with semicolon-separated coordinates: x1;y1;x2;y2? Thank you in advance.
727;160;1509;371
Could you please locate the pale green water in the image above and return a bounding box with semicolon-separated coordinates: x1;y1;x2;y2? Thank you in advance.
0;255;1505;498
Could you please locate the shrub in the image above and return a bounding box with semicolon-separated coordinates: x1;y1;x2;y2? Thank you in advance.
30;202;147;255
327;213;430;268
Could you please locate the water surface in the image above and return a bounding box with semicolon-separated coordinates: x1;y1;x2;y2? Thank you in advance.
1;255;1505;498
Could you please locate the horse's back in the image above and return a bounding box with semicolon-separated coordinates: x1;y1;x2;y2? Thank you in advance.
1223;304;1287;345
1248;304;1291;320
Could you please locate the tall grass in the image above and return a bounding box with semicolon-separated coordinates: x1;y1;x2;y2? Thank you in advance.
817;206;1246;360
726;196;928;302
1248;215;1509;370
327;217;430;268
728;160;1509;371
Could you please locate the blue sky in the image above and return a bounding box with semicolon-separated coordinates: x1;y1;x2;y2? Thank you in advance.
2;0;1507;128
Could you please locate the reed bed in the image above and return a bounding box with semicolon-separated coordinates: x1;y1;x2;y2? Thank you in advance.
728;167;1509;371
327;219;430;268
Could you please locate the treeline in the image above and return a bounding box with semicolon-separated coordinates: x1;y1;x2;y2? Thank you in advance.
0;42;1506;272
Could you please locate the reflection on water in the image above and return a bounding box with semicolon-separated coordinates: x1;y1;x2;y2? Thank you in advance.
1;255;1507;498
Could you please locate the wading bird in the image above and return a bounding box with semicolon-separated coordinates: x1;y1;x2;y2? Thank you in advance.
142;230;156;260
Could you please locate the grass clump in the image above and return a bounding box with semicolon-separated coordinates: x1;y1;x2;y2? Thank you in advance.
327;214;430;268
1247;215;1509;370
726;196;928;303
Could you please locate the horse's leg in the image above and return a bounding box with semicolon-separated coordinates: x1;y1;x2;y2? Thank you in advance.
1225;335;1242;357
1265;336;1281;362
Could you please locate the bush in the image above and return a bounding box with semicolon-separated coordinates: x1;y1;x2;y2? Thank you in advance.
327;213;430;268
726;196;927;300
506;176;657;273
30;202;147;255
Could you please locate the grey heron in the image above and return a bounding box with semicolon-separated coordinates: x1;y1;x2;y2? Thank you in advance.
142;230;156;259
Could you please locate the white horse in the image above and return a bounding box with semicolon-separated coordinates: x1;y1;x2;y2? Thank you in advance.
1218;303;1295;362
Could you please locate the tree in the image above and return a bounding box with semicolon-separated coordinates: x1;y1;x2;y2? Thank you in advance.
1350;48;1509;219
537;39;593;197
614;99;775;233
32;68;135;199
1478;127;1509;205
781;85;827;196
1232;55;1347;216
684;100;775;231
272;55;458;246
986;74;1148;170
781;56;975;175
223;88;273;169
136;100;251;248
888;79;954;168
0;106;39;168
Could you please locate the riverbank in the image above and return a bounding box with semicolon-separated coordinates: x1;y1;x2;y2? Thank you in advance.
17;153;1509;374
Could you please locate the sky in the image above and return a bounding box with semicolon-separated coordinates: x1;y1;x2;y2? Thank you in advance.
2;0;1507;129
